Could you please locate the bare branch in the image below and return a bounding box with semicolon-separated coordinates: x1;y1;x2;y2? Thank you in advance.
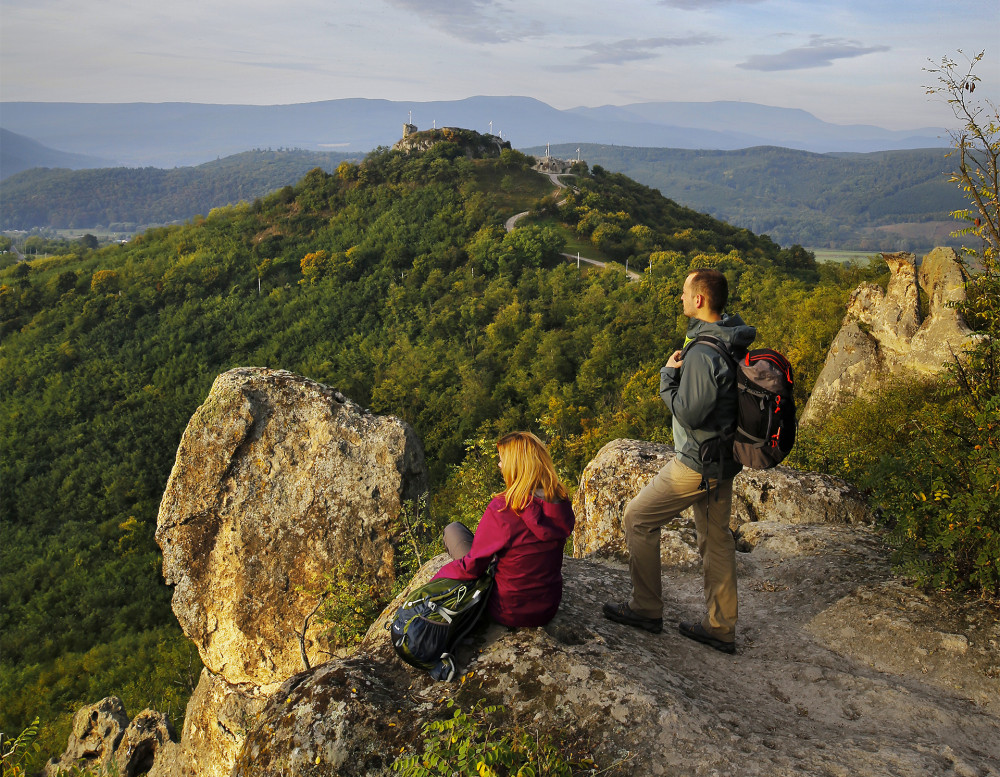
298;595;327;672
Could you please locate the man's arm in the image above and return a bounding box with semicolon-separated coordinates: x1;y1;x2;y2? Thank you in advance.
661;347;719;428
659;351;682;407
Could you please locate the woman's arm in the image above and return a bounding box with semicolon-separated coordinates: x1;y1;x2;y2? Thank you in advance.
434;501;512;580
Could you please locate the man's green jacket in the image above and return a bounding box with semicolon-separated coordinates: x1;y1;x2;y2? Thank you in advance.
660;313;757;479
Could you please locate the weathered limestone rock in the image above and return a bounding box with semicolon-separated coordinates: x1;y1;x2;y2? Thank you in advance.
44;697;129;777
151;369;427;777
802;248;972;424
572;439;872;561
571;438;675;559
733;466;873;526
911;246;976;369
806;579;1000;708
155;368;427;689
44;698;175;777
113;710;175;777
147;669;267;777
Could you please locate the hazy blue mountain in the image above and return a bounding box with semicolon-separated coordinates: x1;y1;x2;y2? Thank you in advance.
0;128;112;179
568;102;949;150
0;98;948;169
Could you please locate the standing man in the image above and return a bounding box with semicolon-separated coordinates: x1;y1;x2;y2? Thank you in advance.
603;268;755;654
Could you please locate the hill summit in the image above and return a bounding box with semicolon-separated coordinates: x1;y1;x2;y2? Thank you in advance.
392;125;511;157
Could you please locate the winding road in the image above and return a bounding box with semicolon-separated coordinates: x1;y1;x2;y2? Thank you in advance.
505;172;641;281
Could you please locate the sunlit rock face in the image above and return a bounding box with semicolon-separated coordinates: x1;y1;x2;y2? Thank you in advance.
151;368;427;776
801;247;972;425
156;367;427;688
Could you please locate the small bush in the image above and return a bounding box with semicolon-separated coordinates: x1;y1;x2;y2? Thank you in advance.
392;700;600;777
792;375;1000;596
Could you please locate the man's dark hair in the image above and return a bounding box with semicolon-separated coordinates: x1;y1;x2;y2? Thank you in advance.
688;269;728;314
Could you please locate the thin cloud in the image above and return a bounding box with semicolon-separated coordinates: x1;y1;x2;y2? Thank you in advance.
738;36;891;71
573;35;720;67
384;0;544;44
659;0;765;7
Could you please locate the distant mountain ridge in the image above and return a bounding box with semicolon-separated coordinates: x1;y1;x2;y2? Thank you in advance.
568;101;947;151
0;97;948;169
0;128;112;179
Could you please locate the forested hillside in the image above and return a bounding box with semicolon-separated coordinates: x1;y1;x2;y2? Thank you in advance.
0;149;356;230
542;144;965;251
2;145;963;253
0;138;886;765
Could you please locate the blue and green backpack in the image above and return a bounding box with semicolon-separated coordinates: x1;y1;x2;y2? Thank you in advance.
389;561;496;682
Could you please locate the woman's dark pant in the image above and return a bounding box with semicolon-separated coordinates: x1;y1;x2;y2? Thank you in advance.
444;521;474;559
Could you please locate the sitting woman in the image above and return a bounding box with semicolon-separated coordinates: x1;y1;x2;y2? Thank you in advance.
433;431;576;627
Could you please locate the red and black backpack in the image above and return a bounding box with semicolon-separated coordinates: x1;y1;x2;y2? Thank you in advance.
689;336;796;469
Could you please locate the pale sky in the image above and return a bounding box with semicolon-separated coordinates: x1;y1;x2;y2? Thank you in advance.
1;0;997;130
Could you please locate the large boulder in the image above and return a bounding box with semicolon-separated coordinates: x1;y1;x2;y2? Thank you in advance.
801;248;972;424
571;439;872;562
152;368;427;776
155;367;427;688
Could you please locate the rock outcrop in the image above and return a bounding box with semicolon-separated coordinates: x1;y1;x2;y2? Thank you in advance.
44;698;175;777
801;247;972;425
392;127;511;157
151;368;427;777
156;367;427;688
572;439;872;564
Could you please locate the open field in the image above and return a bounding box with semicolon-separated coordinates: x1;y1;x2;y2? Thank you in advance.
808;248;881;265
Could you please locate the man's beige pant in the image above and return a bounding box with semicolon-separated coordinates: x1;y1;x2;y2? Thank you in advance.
624;455;737;640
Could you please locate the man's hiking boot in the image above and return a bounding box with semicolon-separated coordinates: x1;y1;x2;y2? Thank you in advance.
678;621;736;654
602;601;663;633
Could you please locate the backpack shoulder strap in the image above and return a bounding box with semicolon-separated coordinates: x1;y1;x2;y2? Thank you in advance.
685;335;738;371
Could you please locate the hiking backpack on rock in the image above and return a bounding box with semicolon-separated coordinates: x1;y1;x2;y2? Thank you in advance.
689;336;796;469
389;561;495;682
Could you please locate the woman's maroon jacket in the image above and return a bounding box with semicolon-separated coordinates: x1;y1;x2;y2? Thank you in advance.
432;494;576;627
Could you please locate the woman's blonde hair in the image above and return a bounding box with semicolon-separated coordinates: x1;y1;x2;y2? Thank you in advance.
496;431;568;512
